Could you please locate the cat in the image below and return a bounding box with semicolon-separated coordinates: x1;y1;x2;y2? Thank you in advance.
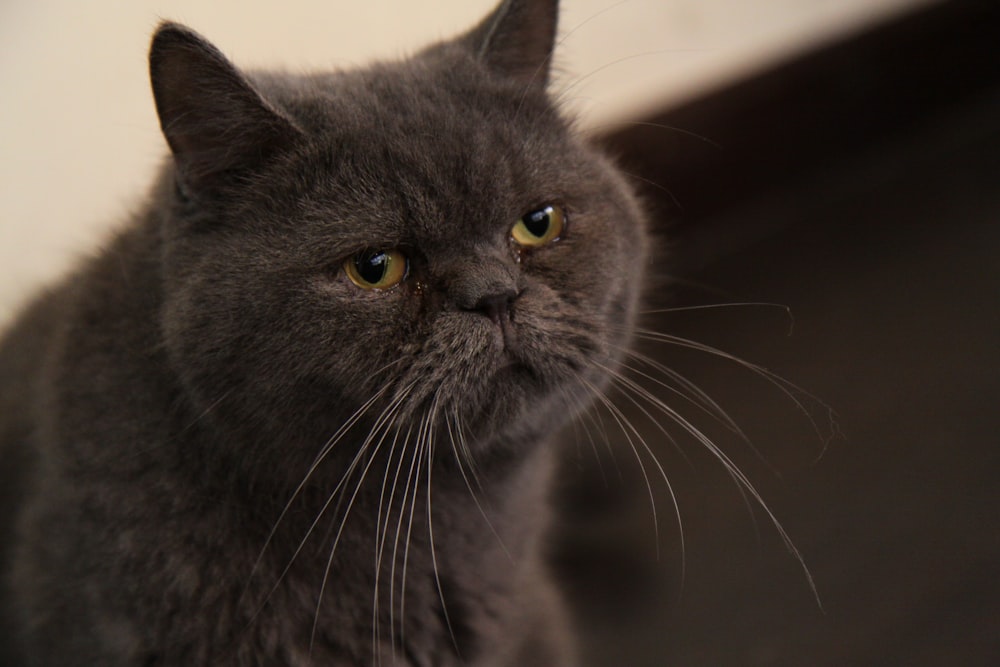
0;0;648;665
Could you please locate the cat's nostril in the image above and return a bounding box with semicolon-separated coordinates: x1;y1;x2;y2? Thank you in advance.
469;290;518;326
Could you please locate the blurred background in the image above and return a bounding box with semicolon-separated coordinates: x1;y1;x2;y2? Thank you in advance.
3;0;999;665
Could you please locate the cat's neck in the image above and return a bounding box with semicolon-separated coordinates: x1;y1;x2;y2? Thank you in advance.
208;423;559;662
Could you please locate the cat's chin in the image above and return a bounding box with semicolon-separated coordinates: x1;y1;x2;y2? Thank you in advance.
450;362;591;450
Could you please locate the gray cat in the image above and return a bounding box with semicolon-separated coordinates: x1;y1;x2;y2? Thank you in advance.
0;0;646;664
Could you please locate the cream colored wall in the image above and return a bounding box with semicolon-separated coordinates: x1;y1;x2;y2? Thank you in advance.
0;0;933;326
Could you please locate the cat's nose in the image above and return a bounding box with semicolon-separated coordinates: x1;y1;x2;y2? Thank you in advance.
468;290;518;326
446;255;520;324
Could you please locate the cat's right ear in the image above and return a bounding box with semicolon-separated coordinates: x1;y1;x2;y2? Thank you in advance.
149;23;301;198
464;0;559;89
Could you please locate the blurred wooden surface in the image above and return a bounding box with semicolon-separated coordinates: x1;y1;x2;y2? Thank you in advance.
558;2;1000;664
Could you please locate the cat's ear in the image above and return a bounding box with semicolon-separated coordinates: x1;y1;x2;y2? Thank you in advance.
464;0;559;89
149;22;301;196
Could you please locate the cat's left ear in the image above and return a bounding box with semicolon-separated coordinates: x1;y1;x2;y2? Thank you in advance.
149;22;302;197
464;0;559;89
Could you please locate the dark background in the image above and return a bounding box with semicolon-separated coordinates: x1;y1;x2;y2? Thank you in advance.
557;1;1000;664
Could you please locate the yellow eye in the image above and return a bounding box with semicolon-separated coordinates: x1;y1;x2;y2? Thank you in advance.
344;249;408;290
511;205;565;248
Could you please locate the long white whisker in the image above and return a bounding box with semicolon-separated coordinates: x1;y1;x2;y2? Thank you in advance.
632;327;838;448
588;119;723;150
557;381;618;488
240;383;392;617
390;407;429;649
579;410;612;486
558;0;634;52
451;408;487;496
640;302;792;318
371;422;402;666
309;387;412;654
514;0;639;120
555;49;710;101
598;361;820;606
619;349;779;474
609;346;765;471
446;410;513;562
565;388;610;487
579;376;663;561
584;368;693;574
618;343;728;417
380;421;413;662
579;391;623;480
618;169;682;211
398;405;433;647
425;399;461;657
622;346;745;437
599;376;688;586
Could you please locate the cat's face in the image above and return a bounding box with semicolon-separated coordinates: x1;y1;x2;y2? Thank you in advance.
153;3;646;475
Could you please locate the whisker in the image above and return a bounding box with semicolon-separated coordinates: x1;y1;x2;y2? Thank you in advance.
398;404;434;647
556;49;711;100
376;421;414;662
597;361;820;606
446;409;513;562
239;383;392;615
558;380;621;488
371;422;402;666
178;387;236;434
588;119;723;150
450;406;487;498
390;409;427;649
618;169;682;211
619;345;745;437
565;388;610;487
248;384;409;637
602;366;686;462
640;301;796;338
558;0;635;52
579;392;624;481
309;387;413;654
609;346;783;473
579;376;665;562
631;327;838;448
641;301;792;318
425;399;461;657
515;0;639;120
596;374;688;588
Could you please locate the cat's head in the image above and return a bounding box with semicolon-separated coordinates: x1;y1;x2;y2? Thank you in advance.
151;0;647;477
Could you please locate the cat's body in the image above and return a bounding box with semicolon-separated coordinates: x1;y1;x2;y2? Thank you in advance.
0;1;646;665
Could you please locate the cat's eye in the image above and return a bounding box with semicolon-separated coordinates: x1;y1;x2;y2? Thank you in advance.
344;249;408;290
511;205;565;248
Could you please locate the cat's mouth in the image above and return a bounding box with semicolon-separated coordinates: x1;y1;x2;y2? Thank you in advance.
387;303;597;441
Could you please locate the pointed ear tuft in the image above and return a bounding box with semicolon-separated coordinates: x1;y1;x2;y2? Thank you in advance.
465;0;559;89
149;22;300;196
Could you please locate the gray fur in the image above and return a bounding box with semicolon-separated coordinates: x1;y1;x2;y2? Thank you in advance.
0;1;647;664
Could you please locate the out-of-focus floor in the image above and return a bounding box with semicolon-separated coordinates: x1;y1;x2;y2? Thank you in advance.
556;1;1000;664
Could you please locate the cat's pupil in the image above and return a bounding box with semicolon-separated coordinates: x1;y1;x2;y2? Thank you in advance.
355;251;389;284
523;209;552;238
